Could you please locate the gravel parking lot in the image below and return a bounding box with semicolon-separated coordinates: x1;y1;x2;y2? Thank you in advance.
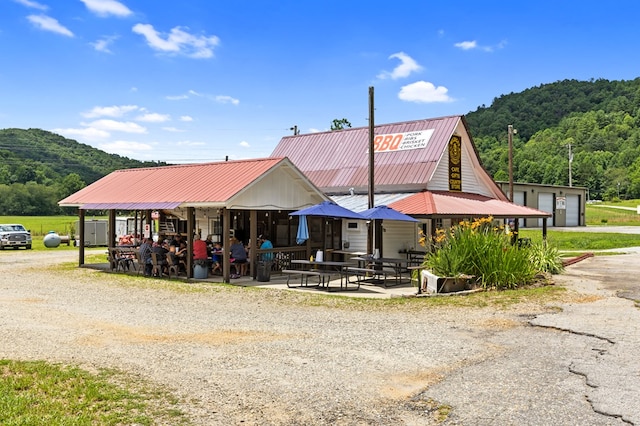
1;249;637;425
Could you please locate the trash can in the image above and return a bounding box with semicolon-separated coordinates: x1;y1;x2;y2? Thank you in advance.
257;260;272;282
193;264;208;279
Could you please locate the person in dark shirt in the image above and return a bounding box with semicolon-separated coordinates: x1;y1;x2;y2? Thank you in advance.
229;237;247;277
151;241;168;276
138;238;152;276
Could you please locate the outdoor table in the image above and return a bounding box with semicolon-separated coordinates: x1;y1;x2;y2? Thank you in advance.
398;249;427;266
289;259;352;290
350;256;411;287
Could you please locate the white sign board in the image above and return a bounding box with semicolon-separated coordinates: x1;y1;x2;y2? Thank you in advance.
373;129;435;153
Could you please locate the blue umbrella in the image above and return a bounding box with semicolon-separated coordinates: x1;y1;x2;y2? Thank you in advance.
359;205;419;222
296;215;309;245
290;201;366;220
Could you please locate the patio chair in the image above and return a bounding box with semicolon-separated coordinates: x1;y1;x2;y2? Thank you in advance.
165;254;180;278
151;252;165;277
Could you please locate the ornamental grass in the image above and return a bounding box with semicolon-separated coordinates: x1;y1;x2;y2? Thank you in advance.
422;217;563;290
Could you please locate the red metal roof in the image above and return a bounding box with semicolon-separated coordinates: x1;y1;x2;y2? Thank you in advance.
59;158;286;207
271;115;462;193
388;191;552;218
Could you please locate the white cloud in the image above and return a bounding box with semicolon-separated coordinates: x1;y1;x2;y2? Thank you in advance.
454;40;477;50
51;127;110;141
215;95;239;105
132;23;220;59
14;0;47;11
398;81;453;103
239;141;250;148
162;127;185;132
166;94;188;100
83;119;147;133
179;115;193;122
82;105;139;118
98;140;153;157
377;52;422;80
90;35;118;53
27;15;73;37
136;112;170;122
454;40;505;52
80;0;132;17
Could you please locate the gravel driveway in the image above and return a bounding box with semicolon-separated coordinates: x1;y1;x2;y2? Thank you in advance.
0;249;637;425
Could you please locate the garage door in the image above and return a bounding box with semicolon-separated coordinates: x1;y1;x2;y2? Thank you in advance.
566;194;580;226
513;191;526;228
538;193;554;227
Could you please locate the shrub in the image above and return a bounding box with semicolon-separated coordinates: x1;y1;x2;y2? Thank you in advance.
423;217;562;290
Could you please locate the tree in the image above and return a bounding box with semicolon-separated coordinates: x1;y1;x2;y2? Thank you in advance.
331;118;352;131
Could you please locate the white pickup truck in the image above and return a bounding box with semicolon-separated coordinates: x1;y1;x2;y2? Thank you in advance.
0;224;32;249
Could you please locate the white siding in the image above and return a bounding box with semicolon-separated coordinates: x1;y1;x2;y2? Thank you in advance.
229;166;325;210
427;125;498;197
342;220;368;252
381;221;420;257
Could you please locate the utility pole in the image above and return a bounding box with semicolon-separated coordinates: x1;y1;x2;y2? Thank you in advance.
367;86;375;256
508;125;515;201
568;143;573;187
289;125;299;135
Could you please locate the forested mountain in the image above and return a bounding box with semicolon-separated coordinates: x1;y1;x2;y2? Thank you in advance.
0;128;166;215
465;78;640;200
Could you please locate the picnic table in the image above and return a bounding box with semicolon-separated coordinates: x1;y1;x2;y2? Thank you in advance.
285;259;357;291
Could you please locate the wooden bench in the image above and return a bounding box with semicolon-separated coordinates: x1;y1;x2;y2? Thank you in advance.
282;269;331;288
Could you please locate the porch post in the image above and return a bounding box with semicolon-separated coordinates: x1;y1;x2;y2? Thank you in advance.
250;210;257;279
78;209;85;266
222;208;231;283
187;207;195;278
108;210;116;249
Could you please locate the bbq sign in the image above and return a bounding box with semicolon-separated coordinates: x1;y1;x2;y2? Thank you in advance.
373;129;434;153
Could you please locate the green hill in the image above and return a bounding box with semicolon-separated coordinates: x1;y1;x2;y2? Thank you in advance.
465;77;640;200
0;128;166;215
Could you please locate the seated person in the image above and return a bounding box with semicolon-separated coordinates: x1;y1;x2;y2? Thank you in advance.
193;237;208;260
210;242;222;274
151;241;169;276
258;234;274;261
229;237;248;277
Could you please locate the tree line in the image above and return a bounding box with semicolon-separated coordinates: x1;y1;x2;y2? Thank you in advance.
466;77;640;200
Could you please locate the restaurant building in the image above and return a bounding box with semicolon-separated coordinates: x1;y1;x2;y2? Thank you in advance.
270;115;552;257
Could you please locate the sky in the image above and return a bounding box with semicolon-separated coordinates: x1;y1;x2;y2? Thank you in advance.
1;0;640;164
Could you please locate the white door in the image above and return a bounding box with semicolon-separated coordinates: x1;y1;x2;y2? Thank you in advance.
566;194;580;226
538;193;554;227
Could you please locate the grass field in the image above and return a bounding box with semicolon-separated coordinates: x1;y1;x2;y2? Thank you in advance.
585;203;640;225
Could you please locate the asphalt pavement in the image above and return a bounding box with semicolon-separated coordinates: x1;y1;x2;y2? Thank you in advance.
424;251;640;425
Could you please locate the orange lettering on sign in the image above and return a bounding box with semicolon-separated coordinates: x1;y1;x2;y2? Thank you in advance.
373;135;383;151
389;134;403;150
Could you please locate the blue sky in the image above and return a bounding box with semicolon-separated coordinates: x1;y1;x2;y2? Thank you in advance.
1;0;639;163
